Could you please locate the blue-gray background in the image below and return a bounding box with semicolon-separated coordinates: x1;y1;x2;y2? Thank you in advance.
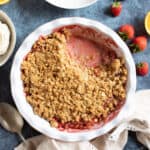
0;0;149;149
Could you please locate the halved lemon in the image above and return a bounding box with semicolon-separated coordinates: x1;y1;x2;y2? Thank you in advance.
145;11;150;35
0;0;9;5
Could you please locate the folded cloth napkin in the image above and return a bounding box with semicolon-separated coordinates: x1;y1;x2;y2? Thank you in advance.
15;90;150;150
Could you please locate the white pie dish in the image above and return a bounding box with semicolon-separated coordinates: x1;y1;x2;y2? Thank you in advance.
45;0;97;9
10;17;136;142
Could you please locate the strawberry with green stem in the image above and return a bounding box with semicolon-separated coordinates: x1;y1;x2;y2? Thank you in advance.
118;24;135;41
111;0;122;17
136;62;149;76
130;36;147;53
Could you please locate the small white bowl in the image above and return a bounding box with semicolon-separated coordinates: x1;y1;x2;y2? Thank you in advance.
0;10;16;66
46;0;97;9
10;17;136;142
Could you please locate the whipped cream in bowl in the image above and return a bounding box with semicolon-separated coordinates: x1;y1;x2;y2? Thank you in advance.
0;11;16;66
0;21;10;55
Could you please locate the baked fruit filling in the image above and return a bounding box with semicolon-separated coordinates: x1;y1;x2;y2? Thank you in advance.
21;25;128;131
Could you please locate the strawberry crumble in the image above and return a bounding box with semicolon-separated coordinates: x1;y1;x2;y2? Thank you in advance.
21;25;128;131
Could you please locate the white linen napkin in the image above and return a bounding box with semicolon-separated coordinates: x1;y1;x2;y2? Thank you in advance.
15;90;150;150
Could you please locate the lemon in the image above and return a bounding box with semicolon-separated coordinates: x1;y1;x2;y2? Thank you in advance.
0;0;9;5
145;11;150;35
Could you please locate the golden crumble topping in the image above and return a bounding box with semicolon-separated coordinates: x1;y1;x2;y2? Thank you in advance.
21;30;127;130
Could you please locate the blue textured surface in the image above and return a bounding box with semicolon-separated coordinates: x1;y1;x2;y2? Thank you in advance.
0;0;149;149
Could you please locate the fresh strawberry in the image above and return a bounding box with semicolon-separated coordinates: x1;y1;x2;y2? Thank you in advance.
136;62;149;76
130;36;147;53
111;1;122;17
118;24;135;41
